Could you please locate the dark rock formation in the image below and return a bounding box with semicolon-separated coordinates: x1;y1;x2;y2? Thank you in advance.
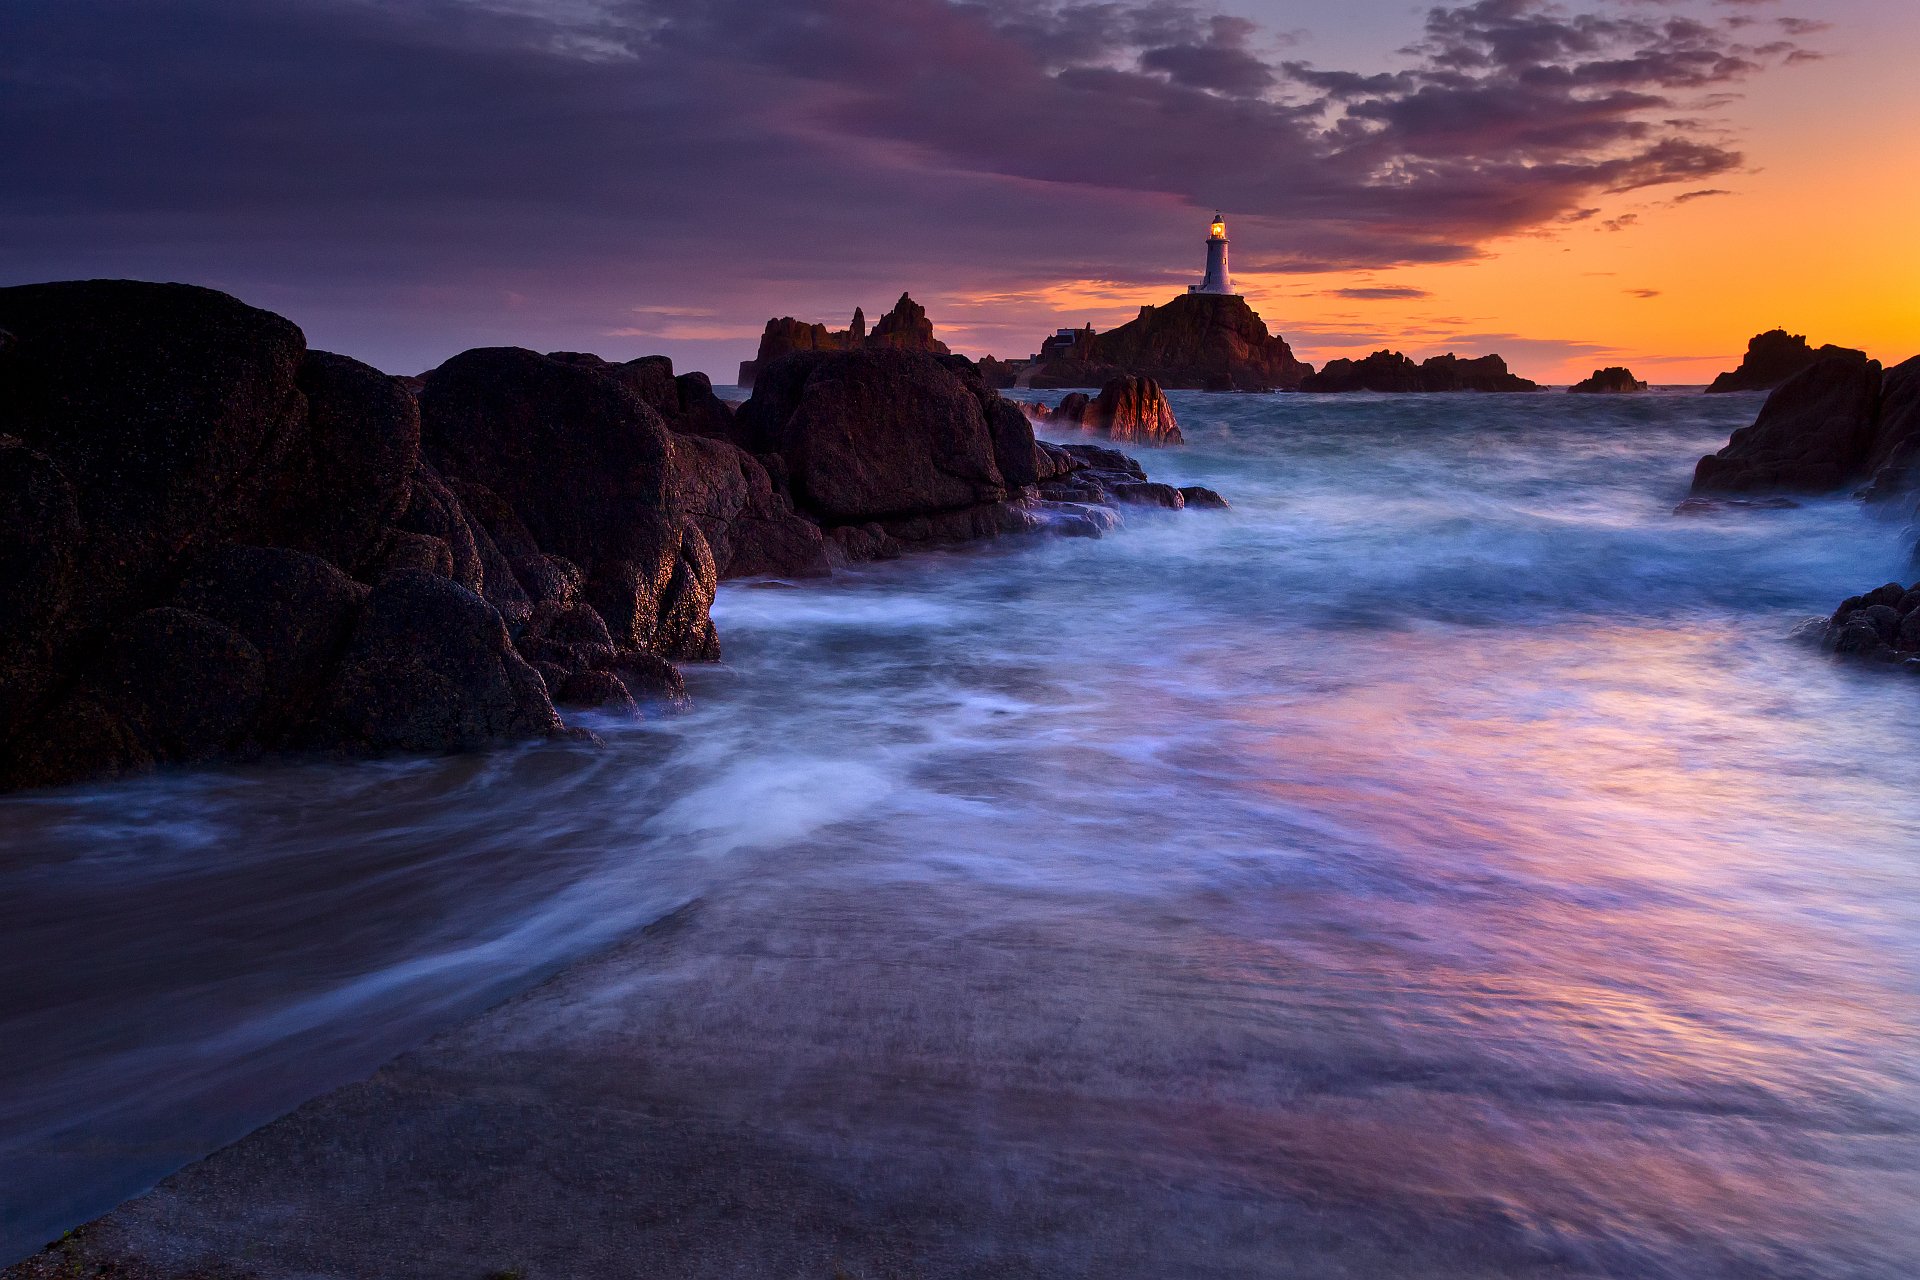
1818;580;1920;668
734;348;1010;533
1301;350;1539;393
0;278;1220;793
1708;329;1867;394
1024;293;1311;391
308;570;559;754
1569;367;1648;394
1860;357;1920;502
737;294;950;386
1691;352;1888;495
1081;377;1184;446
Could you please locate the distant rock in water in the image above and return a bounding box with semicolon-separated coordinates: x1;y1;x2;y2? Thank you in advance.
1707;329;1866;394
1690;351;1920;498
1569;367;1648;394
737;293;950;386
1063;377;1184;446
1017;293;1312;392
1300;350;1538;394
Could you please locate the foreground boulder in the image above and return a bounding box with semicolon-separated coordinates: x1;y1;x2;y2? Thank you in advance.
1569;367;1648;394
1708;329;1866;394
0;279;1222;793
1690;352;1898;495
1301;350;1538;393
308;571;559;753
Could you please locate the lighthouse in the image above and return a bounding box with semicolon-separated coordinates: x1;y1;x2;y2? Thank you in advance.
1189;212;1234;296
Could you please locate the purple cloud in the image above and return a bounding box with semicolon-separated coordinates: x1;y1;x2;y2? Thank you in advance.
0;0;1821;374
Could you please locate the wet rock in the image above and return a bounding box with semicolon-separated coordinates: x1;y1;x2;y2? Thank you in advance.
420;346;712;656
1050;393;1091;425
1179;485;1230;509
1081;376;1184;446
825;522;904;566
1110;480;1186;509
1692;354;1883;494
1862;356;1920;503
171;544;368;741
555;668;638;717
667;432;828;579
309;570;559;754
733;348;1007;528
1708;329;1866;394
264;351;420;574
510;553;585;608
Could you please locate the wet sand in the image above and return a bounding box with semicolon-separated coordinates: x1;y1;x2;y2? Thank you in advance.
18;867;1909;1280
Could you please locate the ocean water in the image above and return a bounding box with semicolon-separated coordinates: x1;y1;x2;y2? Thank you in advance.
3;389;1918;1274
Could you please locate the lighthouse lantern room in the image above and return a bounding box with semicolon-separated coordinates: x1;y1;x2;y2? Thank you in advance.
1190;211;1235;296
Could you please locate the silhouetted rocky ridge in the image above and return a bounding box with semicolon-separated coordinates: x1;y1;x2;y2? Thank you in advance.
1691;352;1920;497
0;281;1209;793
1569;367;1647;394
1707;329;1866;394
1300;350;1538;393
1012;293;1311;392
736;293;948;387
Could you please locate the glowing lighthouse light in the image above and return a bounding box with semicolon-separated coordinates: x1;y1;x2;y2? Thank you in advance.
1190;211;1235;296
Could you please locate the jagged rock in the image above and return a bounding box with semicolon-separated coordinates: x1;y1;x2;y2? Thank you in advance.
1569;367;1648;394
733;349;1008;530
1708;329;1866;394
510;553;585;608
419;346;714;658
1081;377;1184;446
667;432;829;579
1302;350;1538;393
395;462;532;629
263;351;420;574
1051;393;1090;425
1861;357;1920;503
171;544;368;742
308;570;559;754
1027;293;1311;391
1692;354;1884;494
0;280;307;739
737;293;950;386
672;371;736;440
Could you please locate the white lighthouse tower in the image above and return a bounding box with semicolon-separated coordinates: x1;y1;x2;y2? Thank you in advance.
1189;212;1234;296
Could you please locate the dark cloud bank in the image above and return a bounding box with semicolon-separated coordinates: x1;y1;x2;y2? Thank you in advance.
0;0;1816;372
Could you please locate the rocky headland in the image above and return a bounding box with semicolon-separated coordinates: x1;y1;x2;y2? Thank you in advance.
735;293;948;387
1569;367;1648;394
0;280;1210;795
1707;329;1866;394
1300;350;1539;394
1009;293;1312;392
1687;344;1920;671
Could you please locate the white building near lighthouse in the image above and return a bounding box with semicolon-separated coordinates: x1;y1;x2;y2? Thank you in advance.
1188;212;1235;296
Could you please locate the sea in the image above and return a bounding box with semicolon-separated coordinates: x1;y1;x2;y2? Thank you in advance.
2;388;1916;1275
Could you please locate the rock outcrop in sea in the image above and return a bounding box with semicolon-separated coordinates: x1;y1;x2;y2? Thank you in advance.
0;281;1206;794
1691;352;1920;496
1014;294;1312;392
736;293;949;387
1300;350;1539;393
1816;581;1920;667
1569;367;1648;394
1707;329;1866;394
1034;376;1184;447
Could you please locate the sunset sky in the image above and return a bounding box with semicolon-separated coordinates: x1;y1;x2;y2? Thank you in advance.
3;0;1914;384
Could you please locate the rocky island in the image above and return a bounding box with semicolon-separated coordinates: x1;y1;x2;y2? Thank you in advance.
1299;350;1538;393
735;292;948;387
1569;367;1648;394
1005;292;1313;392
0;280;1214;795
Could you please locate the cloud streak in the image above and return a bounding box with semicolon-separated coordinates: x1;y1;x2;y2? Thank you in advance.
0;0;1821;371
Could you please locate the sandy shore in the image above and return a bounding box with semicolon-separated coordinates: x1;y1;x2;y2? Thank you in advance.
5;872;1578;1280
